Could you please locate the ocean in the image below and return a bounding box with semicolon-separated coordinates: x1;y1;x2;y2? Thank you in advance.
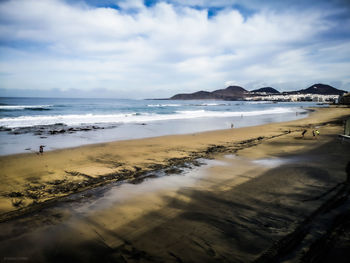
0;97;323;155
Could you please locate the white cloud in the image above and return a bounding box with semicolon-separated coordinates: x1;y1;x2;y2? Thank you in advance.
0;0;349;98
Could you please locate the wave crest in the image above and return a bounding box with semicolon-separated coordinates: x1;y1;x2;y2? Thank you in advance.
0;105;53;111
0;107;295;128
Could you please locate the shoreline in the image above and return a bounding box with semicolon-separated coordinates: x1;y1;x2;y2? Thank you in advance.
0;102;311;156
0;106;349;222
0;107;315;158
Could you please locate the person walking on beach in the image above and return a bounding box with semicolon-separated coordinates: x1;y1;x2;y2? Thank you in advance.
312;129;320;139
231;123;234;128
302;129;307;138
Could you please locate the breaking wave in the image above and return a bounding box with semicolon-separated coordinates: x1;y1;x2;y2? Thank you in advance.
0;105;53;111
0;107;294;128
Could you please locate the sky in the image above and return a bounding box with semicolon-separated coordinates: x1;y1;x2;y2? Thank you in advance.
0;0;349;98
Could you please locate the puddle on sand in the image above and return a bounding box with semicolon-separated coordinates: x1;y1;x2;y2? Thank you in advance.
252;156;308;168
223;153;309;169
77;154;313;215
72;158;227;215
252;158;291;167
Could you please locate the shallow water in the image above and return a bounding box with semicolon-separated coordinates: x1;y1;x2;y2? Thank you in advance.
0;98;322;155
73;158;224;215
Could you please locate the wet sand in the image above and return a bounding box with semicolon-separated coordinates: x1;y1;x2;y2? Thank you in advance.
0;106;350;262
0;107;348;216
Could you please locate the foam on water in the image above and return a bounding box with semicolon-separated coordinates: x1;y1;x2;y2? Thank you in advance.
0;107;294;128
147;103;230;107
191;103;230;106
147;104;181;107
0;105;53;110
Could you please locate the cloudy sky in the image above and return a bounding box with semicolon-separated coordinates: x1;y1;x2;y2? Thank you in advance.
0;0;349;98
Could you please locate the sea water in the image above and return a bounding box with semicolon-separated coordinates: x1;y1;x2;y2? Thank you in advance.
0;97;323;155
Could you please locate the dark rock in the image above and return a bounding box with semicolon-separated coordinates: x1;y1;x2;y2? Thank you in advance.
164;167;183;174
26;192;40;199
8;192;24;198
48;180;65;185
205;145;225;154
11;199;23;207
192;160;205;166
0;127;12;132
134;166;142;172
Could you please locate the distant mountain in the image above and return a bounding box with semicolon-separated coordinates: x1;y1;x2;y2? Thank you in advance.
212;86;248;99
170;86;248;100
168;83;346;100
251;87;280;94
294;84;346;95
170;91;215;100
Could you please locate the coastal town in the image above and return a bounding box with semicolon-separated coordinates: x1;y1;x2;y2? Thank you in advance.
244;93;340;102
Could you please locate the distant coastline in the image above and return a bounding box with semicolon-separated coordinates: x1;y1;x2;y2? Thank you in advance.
164;83;347;102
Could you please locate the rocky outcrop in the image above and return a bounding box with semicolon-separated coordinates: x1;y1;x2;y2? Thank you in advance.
170;86;248;100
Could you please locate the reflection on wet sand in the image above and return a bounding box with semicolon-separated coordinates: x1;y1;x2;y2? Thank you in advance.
1;144;349;263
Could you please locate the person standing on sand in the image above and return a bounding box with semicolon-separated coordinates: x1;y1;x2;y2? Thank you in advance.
39;145;44;155
231;123;234;128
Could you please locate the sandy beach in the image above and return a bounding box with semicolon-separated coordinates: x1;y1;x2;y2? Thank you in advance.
0;106;350;262
2;0;350;262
